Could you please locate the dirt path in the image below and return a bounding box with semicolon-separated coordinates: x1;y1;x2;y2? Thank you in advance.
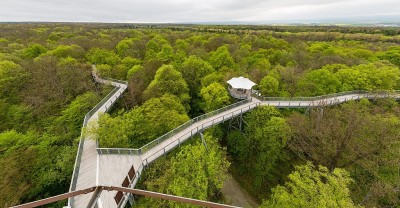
221;176;259;208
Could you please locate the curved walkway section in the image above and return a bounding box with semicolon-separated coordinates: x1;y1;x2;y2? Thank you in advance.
68;66;128;208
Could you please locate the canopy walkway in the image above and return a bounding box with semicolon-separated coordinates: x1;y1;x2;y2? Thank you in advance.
19;67;400;208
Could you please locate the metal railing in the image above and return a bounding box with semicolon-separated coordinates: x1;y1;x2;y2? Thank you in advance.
97;148;140;155
139;99;251;153
254;90;400;101
142;101;261;163
68;131;85;195
69;86;122;192
96;90;400;157
90;89;400;207
228;88;249;100
96;99;252;155
118;161;145;208
68;71;128;207
103;77;128;85
84;87;120;126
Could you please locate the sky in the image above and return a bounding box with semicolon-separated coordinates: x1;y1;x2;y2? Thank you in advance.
0;0;399;23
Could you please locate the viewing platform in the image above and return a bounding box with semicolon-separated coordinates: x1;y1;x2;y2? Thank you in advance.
227;76;256;99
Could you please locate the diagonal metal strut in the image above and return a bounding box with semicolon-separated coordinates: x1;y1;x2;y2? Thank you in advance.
12;186;241;208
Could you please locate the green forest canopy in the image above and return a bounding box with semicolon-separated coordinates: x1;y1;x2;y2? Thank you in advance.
0;23;399;207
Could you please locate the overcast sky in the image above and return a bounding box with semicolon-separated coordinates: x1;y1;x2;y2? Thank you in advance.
0;0;399;23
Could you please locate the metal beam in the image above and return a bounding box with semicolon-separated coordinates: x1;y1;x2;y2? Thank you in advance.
108;186;240;208
12;186;241;208
11;187;97;208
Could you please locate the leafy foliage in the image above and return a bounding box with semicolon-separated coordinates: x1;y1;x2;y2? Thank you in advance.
180;55;215;96
86;48;121;66
143;64;190;108
226;106;292;199
209;45;235;71
287;101;400;207
137;134;230;207
96;94;189;147
1;23;400;207
261;162;359;208
22;43;46;58
259;75;280;96
200;82;230;112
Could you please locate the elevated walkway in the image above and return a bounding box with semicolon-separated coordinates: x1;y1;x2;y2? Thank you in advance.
94;91;400;207
69;70;400;208
68;66;128;207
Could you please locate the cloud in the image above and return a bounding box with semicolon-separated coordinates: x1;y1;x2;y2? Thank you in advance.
0;0;399;22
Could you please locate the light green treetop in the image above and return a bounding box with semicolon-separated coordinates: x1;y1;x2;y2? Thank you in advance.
138;134;230;208
261;161;361;208
143;64;190;107
180;55;215;96
298;69;340;96
96;94;189;148
22;43;47;58
209;45;235;71
259;75;280;96
200;82;230;112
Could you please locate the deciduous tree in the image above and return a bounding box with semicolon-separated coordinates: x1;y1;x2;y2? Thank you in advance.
261;162;359;208
209;45;235;71
180;55;215;96
143;65;190;108
200;82;230;112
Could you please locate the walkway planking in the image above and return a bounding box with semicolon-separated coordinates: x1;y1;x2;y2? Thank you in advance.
97;154;143;207
70;73;128;207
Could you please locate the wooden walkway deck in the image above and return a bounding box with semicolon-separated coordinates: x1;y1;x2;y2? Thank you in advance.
70;73;129;207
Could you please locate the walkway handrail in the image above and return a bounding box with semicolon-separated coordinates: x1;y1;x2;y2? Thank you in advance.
84;87;120;126
96;99;256;156
254;90;400;101
96;90;400;157
14;185;239;208
68;70;128;207
69;87;121;192
141;101;261;164
96;99;251;155
138;99;251;154
68;130;85;194
103;77;128;85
